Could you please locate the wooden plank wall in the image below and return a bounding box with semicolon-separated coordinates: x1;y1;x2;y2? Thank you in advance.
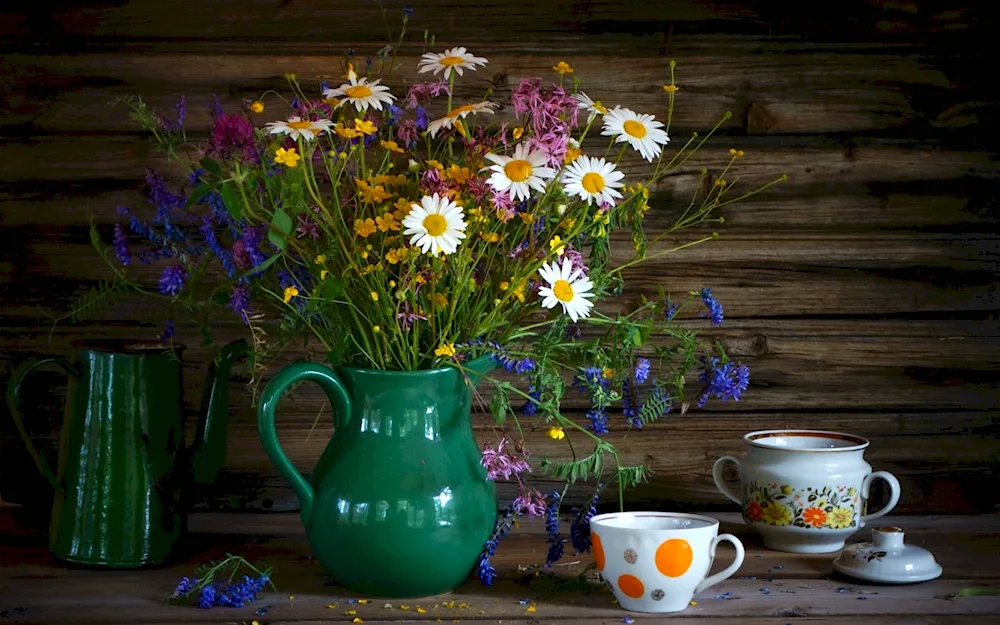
1;1;997;520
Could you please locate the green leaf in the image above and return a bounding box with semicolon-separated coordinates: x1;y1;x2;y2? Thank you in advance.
321;277;345;300
269;207;293;249
200;156;223;178
220;184;242;221
489;386;511;426
238;252;279;280
183;182;217;209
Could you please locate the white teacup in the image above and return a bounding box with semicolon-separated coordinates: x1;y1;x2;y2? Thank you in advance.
713;429;901;554
589;512;744;613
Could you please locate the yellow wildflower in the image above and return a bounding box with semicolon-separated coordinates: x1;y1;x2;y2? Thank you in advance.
338;151;349;160
356;179;393;203
373;325;381;333
549;235;566;256
432;292;448;308
393;197;413;216
513;284;526;303
376;212;400;232
546;427;565;440
380;140;404;153
415;273;427;285
563;217;576;231
370;291;379;302
435;343;457;358
445;164;472;184
327;604;338;609
426;159;444;171
479;232;500;243
321;269;329;279
602;367;614;379
283;286;299;303
518;212;534;225
729;148;745;158
250;101;264;113
512;126;524;140
388;280;396;288
274;147;300;168
334;123;361;139
361;251;369;259
499;281;509;291
564;145;581;163
663;84;679;93
354;118;378;135
314;254;326;264
552;61;574;75
355;218;377;238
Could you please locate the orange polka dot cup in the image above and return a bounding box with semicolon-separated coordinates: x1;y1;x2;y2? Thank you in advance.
589;512;745;613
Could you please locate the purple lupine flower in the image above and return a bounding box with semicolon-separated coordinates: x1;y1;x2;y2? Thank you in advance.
158;265;187;296
113;223;130;265
544;492;564;566
634;358;651;384
697;357;750;408
700;287;724;325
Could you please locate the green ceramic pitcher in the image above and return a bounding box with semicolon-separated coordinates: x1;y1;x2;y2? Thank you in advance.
257;356;497;598
5;338;247;567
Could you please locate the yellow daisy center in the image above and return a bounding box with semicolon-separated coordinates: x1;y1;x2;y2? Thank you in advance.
447;104;477;118
345;85;373;99
553;279;575;302
423;213;448;237
504;159;533;182
287;120;313;130
581;172;605;194
439;55;466;66
623;119;647;138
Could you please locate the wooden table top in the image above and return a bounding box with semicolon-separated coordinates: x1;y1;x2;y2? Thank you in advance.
1;512;998;624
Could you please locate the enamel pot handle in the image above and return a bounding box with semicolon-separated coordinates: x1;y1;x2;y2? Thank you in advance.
712;455;742;505
695;533;745;594
257;361;353;527
860;470;901;525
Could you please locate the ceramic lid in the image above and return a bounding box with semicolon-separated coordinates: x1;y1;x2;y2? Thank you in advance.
833;526;943;584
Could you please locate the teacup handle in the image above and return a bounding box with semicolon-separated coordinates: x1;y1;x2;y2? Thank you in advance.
712;456;742;505
695;533;745;594
860;470;901;525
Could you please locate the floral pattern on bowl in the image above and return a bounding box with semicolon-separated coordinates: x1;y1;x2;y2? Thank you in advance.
741;482;860;529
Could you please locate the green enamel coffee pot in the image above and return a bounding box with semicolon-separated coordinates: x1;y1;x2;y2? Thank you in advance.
5;338;247;567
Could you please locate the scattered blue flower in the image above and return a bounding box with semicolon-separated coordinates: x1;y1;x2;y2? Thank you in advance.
700;287;724;325
697;357;750;408
514;357;536;375
197;585;216;609
633;358;650;384
291;97;301;109
403;7;414;16
623;618;634;624
174;95;186;130
211;95;223;118
172;576;199;598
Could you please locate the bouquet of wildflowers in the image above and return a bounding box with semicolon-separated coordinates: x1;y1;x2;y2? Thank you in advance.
85;10;782;578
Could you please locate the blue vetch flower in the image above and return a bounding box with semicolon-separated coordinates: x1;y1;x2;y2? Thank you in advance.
229;284;251;323
113;223;130;266
697;357;750;408
174;95;186;130
415;106;429;131
569;484;602;553
586;408;609;435
197;585;216;609
159;319;175;342
622;379;642;429
544;492;564;566
700;287;724;325
521;384;541;416
665;299;679;321
634;358;650;384
514;357;536;375
200;218;237;278
158;265;187;296
476;503;518;586
172;576;198;598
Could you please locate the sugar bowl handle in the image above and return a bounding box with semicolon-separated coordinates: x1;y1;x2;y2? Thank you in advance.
712;456;742;505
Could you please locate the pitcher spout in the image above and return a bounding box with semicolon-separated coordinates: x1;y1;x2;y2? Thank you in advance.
189;339;249;485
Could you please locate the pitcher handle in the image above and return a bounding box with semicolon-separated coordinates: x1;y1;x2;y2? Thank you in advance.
712;456;742;505
5;357;81;493
860;470;901;526
258;361;353;527
695;533;745;594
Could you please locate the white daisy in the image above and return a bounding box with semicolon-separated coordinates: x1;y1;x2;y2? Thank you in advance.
561;155;625;207
322;76;395;112
426;101;498;138
264;116;334;141
538;258;595;322
484;143;557;202
572;92;609;125
401;194;468;256
601;107;670;162
418;47;489;79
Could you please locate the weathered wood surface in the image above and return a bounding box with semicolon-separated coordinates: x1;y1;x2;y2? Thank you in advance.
0;0;997;517
1;512;999;624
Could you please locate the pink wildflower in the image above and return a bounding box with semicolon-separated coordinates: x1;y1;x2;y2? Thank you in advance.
405;81;451;109
468;176;491;203
396;119;419;147
563;247;588;275
480;438;531;481
513;485;547;517
420;168;449;196
205;113;258;162
491;191;516;222
296;214;320;239
510;78;579;167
